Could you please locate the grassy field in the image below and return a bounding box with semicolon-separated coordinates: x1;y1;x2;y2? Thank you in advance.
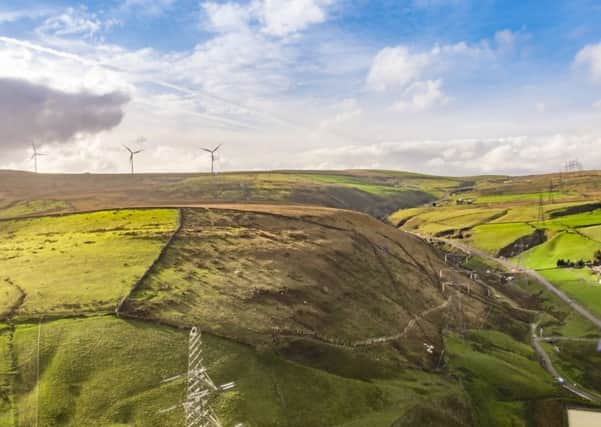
3;316;471;427
0;170;466;220
392;172;601;325
0;200;71;219
0;327;13;422
0;209;177;318
518;232;601;269
401;207;506;235
466;223;536;254
542;340;601;396
474;192;575;204
538;269;601;318
445;330;561;427
579;225;601;242
3;169;601;425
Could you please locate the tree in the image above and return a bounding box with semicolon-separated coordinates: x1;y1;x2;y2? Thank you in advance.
594;250;601;266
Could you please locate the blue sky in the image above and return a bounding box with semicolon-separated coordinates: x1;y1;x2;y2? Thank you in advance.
1;0;601;175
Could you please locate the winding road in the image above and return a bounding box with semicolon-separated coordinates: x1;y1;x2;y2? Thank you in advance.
425;235;601;403
436;237;601;330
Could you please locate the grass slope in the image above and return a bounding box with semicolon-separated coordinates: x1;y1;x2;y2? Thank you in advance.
0;209;177;318
466;223;536;254
7;316;469;427
0;170;464;220
446;330;560;427
0;200;70;220
122;207;465;347
518;232;601;269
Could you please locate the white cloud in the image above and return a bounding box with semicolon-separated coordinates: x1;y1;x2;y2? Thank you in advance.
366;46;432;92
494;29;517;52
36;7;115;39
365;32;525;112
120;0;177;16
574;41;601;83
0;9;51;23
536;102;546;113
297;134;601;175
201;0;335;37
319;98;362;129
202;2;251;33
394;79;448;112
253;0;334;37
594;99;601;111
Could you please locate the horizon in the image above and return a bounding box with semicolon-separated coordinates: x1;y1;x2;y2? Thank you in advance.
1;1;601;175
1;166;598;180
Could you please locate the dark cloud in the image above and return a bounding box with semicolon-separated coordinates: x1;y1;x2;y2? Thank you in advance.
0;78;129;150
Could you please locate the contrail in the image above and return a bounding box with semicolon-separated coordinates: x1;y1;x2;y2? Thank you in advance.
0;36;369;143
0;36;258;130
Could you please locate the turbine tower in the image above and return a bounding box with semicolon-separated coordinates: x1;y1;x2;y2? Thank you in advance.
201;144;221;176
31;142;46;173
123;145;143;175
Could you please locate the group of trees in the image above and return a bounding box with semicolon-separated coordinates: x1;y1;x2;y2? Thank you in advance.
556;259;587;268
556;250;601;269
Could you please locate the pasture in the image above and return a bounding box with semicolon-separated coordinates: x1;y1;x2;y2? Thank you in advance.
0;209;177;318
3;316;468;427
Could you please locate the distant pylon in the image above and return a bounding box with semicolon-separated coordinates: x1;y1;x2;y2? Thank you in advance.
537;194;546;223
548;181;554;204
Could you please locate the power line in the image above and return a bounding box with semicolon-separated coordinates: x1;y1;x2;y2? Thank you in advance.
35;318;42;427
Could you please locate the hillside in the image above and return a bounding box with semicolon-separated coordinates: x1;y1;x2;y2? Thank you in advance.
0;169;465;219
391;170;601;322
1;170;597;426
0;203;493;426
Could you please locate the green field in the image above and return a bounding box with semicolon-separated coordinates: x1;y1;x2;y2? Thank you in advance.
2;316;470;427
0;209;177;318
2;169;601;426
445;330;560;427
547;209;601;229
580;225;601;242
542;340;601;397
403;207;506;235
518;232;601;270
538;269;601;318
467;223;536;254
474;192;574;204
0;200;71;220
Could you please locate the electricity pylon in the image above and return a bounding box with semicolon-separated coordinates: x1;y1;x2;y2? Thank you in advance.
537;194;545;223
184;327;235;427
158;327;237;426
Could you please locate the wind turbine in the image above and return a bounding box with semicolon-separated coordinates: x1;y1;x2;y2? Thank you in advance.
123;145;143;175
201;144;221;176
31;142;46;173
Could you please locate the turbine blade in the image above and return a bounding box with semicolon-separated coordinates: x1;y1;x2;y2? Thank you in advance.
213;144;221;152
134;149;143;154
123;145;133;153
201;148;212;153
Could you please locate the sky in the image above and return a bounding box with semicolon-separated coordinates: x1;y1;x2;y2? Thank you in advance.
1;0;601;176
